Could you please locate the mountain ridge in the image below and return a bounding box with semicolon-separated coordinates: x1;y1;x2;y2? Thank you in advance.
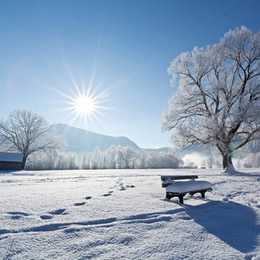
49;124;141;153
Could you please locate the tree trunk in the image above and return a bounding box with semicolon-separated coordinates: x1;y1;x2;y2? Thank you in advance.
22;155;27;170
222;153;233;169
222;152;236;175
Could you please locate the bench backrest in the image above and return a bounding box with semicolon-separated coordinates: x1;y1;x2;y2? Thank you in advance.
161;175;198;187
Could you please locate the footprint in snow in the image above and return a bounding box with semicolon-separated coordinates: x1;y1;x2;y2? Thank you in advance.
73;202;86;206
7;211;30;216
126;184;135;188
40;209;67;220
40;214;53;220
102;193;112;197
102;190;114;197
48;208;67;215
7;211;31;220
9;215;23;220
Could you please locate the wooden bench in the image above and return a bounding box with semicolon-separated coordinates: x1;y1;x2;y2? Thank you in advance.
161;175;212;204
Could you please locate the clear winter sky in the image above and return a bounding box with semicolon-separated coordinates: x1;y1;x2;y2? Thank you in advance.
1;0;260;148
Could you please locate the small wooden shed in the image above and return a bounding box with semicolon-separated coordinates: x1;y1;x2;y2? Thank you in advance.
0;152;23;170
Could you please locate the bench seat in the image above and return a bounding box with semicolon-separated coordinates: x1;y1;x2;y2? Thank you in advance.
161;175;213;204
166;180;212;193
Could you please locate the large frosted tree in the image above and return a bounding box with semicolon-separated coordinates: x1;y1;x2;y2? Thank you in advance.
163;27;260;172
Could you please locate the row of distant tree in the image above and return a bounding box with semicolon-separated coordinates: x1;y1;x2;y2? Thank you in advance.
27;146;260;170
26;145;182;170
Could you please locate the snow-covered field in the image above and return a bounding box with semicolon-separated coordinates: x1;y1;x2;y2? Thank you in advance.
0;169;259;259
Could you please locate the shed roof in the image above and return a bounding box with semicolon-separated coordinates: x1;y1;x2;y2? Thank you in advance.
0;152;23;162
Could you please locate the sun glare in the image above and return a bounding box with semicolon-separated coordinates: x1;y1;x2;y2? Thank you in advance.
73;95;97;115
59;81;110;125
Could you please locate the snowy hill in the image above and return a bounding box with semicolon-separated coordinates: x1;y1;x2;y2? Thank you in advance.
143;147;175;153
49;124;140;153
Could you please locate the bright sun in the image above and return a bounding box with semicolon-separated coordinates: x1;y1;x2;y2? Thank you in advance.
60;83;110;124
73;95;97;115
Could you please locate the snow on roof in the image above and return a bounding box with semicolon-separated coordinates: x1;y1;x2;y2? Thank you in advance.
0;152;23;162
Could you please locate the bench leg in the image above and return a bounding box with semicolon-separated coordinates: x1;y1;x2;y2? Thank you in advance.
166;193;172;200
178;194;184;204
200;191;206;199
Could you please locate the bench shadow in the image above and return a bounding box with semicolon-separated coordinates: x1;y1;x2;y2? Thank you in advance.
185;200;260;253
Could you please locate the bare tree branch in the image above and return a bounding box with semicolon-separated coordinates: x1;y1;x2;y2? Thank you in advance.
0;110;57;169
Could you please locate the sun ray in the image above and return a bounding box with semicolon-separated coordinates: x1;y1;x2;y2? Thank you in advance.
58;80;111;126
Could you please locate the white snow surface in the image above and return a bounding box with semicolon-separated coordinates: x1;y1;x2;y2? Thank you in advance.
165;180;212;193
0;168;259;259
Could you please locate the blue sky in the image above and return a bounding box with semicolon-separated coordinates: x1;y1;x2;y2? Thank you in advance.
1;0;260;148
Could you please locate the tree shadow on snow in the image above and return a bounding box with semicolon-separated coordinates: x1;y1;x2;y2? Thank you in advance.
229;170;260;178
185;200;260;253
